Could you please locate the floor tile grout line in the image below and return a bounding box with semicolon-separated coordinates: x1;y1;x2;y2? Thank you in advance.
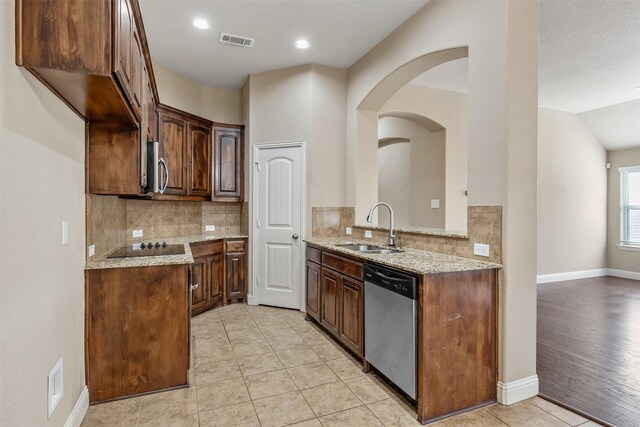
528;398;584;426
481;408;511;426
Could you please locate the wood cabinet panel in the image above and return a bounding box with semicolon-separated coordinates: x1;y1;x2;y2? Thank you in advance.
305;261;321;321
130;25;143;117
208;254;224;304
225;240;246;253
85;264;189;402
191;258;208;313
187;123;211;196
158;110;187;195
114;0;133;98
339;276;364;357
226;252;246;303
306;246;322;264
322;252;363;281
213;127;244;202
320;268;341;337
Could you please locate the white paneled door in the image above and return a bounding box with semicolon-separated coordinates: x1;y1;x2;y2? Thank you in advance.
255;143;304;309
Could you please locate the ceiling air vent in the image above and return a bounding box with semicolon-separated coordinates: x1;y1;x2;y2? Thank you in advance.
219;33;255;48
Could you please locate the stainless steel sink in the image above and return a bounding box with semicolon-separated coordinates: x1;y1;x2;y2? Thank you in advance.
337;244;402;254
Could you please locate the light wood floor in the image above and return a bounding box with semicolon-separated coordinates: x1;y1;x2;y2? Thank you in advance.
538;276;640;427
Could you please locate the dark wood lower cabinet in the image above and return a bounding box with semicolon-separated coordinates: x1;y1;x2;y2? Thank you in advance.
305;243;498;425
225;251;246;303
85;264;190;403
305;260;321;321
339;276;364;356
320;268;341;337
190;238;247;316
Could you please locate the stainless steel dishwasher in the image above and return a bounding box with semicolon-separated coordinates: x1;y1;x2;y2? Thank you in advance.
364;263;418;400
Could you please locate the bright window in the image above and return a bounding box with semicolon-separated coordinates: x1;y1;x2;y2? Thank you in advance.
620;166;640;247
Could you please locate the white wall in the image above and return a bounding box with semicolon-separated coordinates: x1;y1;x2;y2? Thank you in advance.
154;64;242;124
537;108;608;275
608;147;640;273
347;0;539;393
1;1;87;425
381;84;468;230
377;116;446;228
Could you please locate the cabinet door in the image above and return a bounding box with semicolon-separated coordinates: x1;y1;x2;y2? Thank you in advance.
225;252;246;302
130;26;143;117
213;128;243;202
208;253;224;305
158;111;187;195
339;276;364;357
306;261;321;321
191;258;208;314
114;0;132;97
187;123;212;196
320;268;341;337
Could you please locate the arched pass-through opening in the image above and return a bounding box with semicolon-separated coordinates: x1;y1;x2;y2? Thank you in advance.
355;46;468;232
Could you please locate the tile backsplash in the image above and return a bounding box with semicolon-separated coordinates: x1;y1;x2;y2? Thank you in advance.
311;205;502;264
86;196;244;257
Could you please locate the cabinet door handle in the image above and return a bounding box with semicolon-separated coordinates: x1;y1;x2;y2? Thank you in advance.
159;157;169;194
292;234;299;240
191;283;199;291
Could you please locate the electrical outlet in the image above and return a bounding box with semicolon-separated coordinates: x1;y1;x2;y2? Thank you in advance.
132;243;142;250
205;225;216;232
431;199;440;209
474;243;490;257
345;227;352;235
88;245;95;257
61;221;69;245
364;230;372;239
48;358;63;419
132;229;143;238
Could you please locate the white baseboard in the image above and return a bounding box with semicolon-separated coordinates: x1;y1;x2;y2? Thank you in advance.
64;386;89;427
536;269;607;284
497;375;539;405
247;294;257;305
607;268;640;281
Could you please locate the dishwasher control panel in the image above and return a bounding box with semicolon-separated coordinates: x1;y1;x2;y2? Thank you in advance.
364;264;418;300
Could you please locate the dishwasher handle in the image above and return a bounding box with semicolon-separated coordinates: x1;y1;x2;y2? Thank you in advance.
364;264;418;300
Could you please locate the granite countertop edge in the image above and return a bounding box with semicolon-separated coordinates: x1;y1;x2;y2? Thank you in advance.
304;237;502;275
85;234;249;270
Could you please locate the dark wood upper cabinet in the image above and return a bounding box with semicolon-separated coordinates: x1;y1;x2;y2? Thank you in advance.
16;0;158;123
213;126;244;202
157;105;213;199
188;123;212;196
158;109;188;196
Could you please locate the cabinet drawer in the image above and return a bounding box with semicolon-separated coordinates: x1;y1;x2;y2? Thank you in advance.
306;246;322;264
322;252;364;281
225;239;246;253
190;241;223;259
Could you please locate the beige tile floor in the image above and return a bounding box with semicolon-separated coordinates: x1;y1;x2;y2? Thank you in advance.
82;304;602;427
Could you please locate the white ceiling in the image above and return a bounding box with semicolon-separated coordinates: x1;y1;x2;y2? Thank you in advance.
139;0;429;89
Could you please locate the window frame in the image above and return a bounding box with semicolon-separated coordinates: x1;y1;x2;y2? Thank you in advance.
619;165;640;250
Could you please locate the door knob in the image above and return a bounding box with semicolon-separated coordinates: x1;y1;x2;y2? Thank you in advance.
292;234;299;240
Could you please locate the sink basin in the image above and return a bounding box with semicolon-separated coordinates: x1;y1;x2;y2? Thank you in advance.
337;244;402;254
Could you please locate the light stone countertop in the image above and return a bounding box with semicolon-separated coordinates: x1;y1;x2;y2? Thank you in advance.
304;237;502;275
85;233;249;270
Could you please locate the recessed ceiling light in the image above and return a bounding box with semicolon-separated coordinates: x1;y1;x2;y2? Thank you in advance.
192;18;210;30
295;39;311;49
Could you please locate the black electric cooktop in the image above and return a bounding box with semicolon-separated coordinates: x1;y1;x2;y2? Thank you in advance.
107;242;185;258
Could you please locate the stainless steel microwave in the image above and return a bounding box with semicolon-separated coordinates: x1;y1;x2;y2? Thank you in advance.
143;141;168;194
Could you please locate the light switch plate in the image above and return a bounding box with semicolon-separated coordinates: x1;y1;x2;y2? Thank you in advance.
431;199;440;209
61;221;69;245
474;243;490;257
345;227;352;235
132;229;143;238
364;230;373;239
88;245;95;257
205;225;216;232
